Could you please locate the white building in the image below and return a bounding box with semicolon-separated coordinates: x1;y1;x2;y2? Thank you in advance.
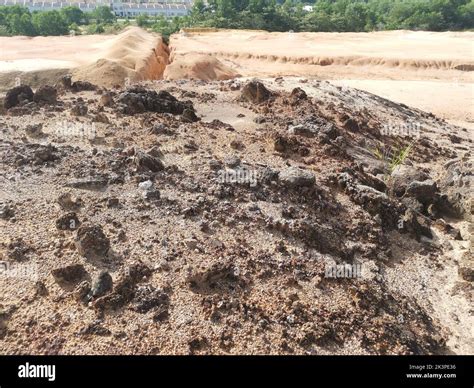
112;2;190;17
0;0;192;16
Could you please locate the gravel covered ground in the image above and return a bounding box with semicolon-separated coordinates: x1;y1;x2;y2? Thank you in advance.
0;76;472;354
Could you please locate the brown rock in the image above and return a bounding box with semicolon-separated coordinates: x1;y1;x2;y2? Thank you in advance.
134;151;164;172
4;85;34;109
56;212;80;231
241;80;271;104
33;85;57;104
75;224;110;258
52;264;88;285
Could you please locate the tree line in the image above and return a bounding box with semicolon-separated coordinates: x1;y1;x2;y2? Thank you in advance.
0;5;117;36
185;0;474;33
0;0;473;37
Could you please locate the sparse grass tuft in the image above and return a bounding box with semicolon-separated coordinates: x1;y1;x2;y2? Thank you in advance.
372;140;416;182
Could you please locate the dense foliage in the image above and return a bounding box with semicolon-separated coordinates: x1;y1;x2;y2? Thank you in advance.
182;0;474;33
0;0;472;37
0;5;116;36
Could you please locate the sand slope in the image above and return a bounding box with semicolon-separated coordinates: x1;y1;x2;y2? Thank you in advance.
0;27;170;88
72;27;169;88
164;53;240;81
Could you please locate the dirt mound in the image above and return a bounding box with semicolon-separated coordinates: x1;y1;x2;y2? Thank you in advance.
1;76;472;355
164;54;240;81
72;27;169;88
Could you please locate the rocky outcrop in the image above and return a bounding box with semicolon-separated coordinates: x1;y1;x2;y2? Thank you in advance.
4;85;34;109
116;87;194;116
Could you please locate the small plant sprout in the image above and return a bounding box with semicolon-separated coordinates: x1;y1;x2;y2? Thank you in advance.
371;139;416;182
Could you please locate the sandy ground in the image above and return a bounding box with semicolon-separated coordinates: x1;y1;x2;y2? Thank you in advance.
332;80;474;129
171;30;474;66
1;29;473;127
169;30;474;129
0;28;169;89
0;35;113;71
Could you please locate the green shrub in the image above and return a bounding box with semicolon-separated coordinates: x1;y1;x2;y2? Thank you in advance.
32;10;68;36
85;22;105;34
0;0;473;37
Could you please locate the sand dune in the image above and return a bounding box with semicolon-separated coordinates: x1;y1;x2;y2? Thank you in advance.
72;27;169;88
2;28;472;81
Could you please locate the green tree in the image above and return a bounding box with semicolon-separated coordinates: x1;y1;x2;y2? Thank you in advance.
32;10;68;35
60;6;85;26
136;14;149;27
344;2;368;32
1;0;473;37
8;12;35;35
91;6;116;24
300;10;333;31
459;0;474;26
86;22;105;34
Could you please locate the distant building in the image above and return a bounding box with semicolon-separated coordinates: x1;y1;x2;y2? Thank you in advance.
112;1;190;17
0;0;192;17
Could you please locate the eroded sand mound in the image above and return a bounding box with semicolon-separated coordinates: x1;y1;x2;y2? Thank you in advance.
72;27;169;88
164;53;240;81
